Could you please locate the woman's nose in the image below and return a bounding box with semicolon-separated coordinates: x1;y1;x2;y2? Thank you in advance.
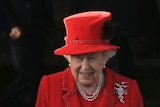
81;58;90;70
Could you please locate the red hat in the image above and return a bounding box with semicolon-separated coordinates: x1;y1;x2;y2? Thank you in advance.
54;11;120;55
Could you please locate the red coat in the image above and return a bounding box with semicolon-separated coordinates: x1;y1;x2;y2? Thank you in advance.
35;67;144;107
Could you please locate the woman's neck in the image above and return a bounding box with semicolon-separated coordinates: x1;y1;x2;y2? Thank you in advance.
76;72;105;101
77;72;104;95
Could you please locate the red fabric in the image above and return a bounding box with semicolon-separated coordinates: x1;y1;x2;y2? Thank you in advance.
35;67;144;107
54;11;119;55
64;11;111;40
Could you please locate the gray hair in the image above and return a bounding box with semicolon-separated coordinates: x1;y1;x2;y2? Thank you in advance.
104;50;117;58
103;50;117;63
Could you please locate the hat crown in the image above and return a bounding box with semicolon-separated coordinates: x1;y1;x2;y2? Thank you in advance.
64;11;112;43
54;11;119;55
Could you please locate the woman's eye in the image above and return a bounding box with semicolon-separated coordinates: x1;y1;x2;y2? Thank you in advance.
75;56;83;60
89;56;96;60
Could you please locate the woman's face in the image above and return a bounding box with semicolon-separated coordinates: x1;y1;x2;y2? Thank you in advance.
68;52;108;87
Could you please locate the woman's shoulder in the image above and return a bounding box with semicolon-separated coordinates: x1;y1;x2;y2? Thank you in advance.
42;71;63;81
42;67;70;81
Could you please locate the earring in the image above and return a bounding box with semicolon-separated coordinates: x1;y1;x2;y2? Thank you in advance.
103;65;106;68
69;64;71;66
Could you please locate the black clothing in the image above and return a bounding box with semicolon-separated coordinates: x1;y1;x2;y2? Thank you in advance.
1;0;55;106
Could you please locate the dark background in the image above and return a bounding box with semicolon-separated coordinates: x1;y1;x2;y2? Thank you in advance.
1;0;160;107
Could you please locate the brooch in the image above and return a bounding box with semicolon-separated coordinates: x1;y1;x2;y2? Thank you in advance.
114;82;128;103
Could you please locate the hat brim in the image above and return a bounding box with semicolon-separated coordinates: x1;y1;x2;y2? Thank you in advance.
54;44;120;55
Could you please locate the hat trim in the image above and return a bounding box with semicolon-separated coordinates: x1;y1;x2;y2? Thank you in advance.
66;39;109;45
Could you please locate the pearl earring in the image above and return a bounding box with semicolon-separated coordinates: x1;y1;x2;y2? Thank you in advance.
69;64;71;66
103;65;106;68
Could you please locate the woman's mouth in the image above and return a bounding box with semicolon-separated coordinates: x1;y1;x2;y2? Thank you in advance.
79;72;94;79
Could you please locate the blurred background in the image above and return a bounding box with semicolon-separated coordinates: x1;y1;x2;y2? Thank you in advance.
0;0;160;107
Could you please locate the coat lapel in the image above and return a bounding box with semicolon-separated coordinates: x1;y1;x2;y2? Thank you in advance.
63;88;81;107
98;89;118;107
62;67;81;107
98;68;118;107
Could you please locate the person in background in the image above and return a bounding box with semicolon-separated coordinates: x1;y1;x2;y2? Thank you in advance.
35;11;144;107
1;0;55;107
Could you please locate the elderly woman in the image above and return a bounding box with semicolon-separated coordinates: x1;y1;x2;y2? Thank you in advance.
35;11;144;107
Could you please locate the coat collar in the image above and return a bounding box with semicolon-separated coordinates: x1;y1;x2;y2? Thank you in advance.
62;67;118;107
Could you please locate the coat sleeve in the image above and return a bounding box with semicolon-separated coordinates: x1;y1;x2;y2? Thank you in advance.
130;80;144;107
35;75;50;107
